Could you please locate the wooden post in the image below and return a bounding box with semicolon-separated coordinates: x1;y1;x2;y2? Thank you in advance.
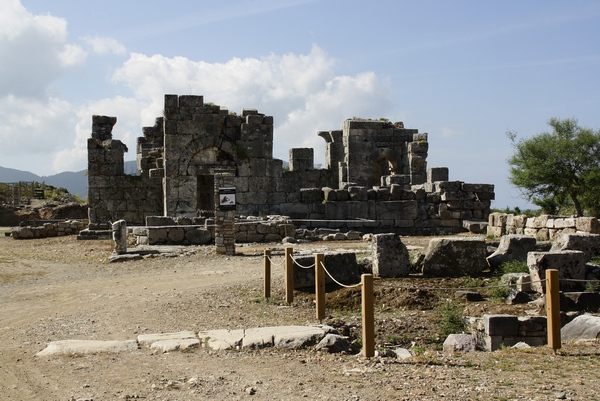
285;247;294;304
264;249;271;299
546;269;561;350
315;253;325;321
361;274;375;357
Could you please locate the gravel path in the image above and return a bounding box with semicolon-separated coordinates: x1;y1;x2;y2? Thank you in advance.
0;230;599;400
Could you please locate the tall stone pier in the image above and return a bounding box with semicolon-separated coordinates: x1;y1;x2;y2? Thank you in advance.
214;173;235;255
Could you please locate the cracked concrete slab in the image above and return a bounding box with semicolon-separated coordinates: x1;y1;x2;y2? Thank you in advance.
138;330;197;347
36;340;138;356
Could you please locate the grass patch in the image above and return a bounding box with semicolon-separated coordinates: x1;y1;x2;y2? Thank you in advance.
585;281;599;292
499;260;529;275
459;276;485;288
589;255;600;265
435;300;465;336
484;277;511;302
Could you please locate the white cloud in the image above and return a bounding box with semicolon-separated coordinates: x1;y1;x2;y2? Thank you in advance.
52;96;146;172
111;45;393;164
82;36;127;55
0;0;86;98
0;95;75;156
0;0;90;174
0;2;393;174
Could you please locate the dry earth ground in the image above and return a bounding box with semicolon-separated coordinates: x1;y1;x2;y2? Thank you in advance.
0;227;599;401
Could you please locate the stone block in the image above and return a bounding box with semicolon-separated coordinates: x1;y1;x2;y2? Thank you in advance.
550;233;600;261
462;219;488;234
517;316;546;334
527;251;587;293
146;216;176;226
576;217;600;233
147;228;169;245
481;335;503;352
434;181;462;193
347;186;368;201
422;237;487;277
462;183;494;193
371;233;410;277
428;167;448;183
553;218;575;229
484;314;518;337
443;334;477;353
112;219;127;254
487;226;504;238
167;227;185;243
561;314;600;341
562;292;600;312
300;188;323;203
512;214;528;229
292;252;360;289
489;212;507;227
390;185;416;200
375;201;418;220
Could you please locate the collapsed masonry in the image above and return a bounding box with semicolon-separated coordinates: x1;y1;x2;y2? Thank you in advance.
87;94;494;236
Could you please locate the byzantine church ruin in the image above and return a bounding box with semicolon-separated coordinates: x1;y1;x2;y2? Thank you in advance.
87;94;494;235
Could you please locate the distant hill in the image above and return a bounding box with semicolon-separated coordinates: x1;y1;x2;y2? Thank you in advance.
0;161;137;199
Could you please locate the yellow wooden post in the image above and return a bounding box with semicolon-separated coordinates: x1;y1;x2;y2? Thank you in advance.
264;249;271;299
285;247;294;304
361;274;375;357
315;253;325;321
546;269;561;350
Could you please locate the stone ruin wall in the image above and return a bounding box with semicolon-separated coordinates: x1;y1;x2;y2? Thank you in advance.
11;219;88;239
87;94;495;237
87;116;162;230
488;212;600;240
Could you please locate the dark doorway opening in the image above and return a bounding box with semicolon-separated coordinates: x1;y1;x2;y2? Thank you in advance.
197;175;215;216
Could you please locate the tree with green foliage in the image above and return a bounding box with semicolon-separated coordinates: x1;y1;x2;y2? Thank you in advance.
507;118;600;217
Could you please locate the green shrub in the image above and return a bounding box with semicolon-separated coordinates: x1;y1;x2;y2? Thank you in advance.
436;301;465;336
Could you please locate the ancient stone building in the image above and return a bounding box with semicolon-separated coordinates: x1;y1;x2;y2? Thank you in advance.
87;94;494;235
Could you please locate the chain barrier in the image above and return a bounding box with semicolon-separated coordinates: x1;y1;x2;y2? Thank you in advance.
265;254;285;267
319;261;362;289
561;278;600;283
290;254;316;269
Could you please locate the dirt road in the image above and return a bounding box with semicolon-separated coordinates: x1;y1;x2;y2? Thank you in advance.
1;229;599;400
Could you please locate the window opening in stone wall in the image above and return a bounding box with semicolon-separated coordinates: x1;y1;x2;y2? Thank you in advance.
373;156;395;186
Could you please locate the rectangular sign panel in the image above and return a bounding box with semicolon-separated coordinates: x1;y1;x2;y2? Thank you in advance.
218;187;236;210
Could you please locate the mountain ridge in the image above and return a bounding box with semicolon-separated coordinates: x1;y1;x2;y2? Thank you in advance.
0;161;137;199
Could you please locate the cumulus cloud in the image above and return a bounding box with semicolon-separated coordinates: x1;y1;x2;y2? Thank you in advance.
0;1;394;174
51;96;146;172
0;95;75;155
82;36;127;55
0;0;89;174
0;0;87;98
111;45;393;164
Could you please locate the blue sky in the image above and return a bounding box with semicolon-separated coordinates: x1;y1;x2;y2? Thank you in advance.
2;0;600;209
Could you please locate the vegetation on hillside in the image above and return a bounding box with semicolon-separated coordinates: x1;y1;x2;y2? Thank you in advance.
0;182;85;205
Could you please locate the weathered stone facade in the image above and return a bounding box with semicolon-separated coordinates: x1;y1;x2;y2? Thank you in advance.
88;94;495;236
487;213;600;240
88;115;162;228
